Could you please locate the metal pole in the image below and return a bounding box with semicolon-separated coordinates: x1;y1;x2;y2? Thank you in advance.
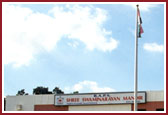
134;4;139;111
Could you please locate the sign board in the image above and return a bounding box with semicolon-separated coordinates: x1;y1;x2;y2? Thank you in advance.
55;92;146;106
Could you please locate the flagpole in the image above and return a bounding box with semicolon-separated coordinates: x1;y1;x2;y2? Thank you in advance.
134;4;139;111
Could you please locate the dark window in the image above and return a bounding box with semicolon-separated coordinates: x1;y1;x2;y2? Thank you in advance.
4;98;6;111
156;108;164;111
138;109;146;111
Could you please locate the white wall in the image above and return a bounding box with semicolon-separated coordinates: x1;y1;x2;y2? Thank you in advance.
69;104;132;111
5;90;164;111
146;91;164;102
6;95;55;111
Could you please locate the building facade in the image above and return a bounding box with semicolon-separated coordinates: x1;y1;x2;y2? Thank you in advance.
5;90;164;111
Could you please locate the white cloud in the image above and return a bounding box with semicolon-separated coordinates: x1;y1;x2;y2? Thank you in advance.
3;4;118;67
143;43;164;53
67;41;79;48
64;80;115;93
125;3;158;11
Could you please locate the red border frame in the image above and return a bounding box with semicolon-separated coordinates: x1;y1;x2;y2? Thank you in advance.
0;0;167;114
1;0;167;2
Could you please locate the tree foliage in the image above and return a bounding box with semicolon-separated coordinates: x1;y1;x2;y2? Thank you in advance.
33;86;52;95
16;89;28;96
16;86;65;95
53;87;64;94
73;91;79;94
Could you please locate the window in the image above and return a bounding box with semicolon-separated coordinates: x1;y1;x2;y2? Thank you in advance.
156;108;164;111
138;109;146;111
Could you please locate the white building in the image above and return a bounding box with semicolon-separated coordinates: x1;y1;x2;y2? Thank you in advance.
5;90;164;111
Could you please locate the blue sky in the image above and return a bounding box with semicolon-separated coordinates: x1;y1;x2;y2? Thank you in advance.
3;3;165;96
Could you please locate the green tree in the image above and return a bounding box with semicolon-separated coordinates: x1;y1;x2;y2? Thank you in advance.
16;89;28;96
53;87;64;94
33;86;52;95
73;91;79;94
